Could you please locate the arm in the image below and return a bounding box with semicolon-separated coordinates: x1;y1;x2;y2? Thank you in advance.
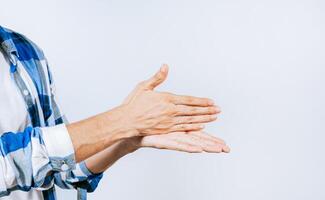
83;131;230;174
0;127;228;197
47;65;219;191
67;65;219;163
84;139;137;174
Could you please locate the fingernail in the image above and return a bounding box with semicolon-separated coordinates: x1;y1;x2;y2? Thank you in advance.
160;64;168;72
211;115;218;120
208;100;215;105
223;146;231;153
160;67;165;72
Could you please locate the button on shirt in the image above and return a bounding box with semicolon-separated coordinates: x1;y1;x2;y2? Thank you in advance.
0;48;28;134
0;26;103;200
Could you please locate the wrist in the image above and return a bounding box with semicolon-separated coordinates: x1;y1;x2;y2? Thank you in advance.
119;138;141;154
126;137;143;152
101;105;139;145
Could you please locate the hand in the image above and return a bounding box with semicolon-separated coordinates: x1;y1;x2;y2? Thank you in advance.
127;131;230;153
121;64;220;137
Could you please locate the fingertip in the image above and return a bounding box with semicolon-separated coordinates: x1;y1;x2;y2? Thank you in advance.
223;146;231;153
210;115;218;121
211;106;221;114
160;64;169;73
207;99;215;106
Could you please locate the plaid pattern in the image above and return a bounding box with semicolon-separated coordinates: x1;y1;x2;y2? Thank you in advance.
0;25;103;200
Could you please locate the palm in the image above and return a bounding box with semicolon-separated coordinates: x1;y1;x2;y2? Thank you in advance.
122;65;229;153
134;131;230;153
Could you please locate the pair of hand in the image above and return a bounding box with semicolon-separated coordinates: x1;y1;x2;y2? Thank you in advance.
121;64;230;153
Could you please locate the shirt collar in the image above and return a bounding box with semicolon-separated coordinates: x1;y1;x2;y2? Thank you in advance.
0;25;19;72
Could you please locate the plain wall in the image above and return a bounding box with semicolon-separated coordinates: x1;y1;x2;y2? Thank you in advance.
1;0;324;199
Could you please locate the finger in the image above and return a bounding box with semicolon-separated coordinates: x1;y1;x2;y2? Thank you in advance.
142;64;169;90
170;94;215;106
175;105;220;116
181;134;224;153
143;135;203;153
187;133;216;146
189;131;226;144
222;145;231;153
174;115;217;125
189;131;230;153
170;132;203;146
203;144;224;153
167;141;203;153
169;123;205;132
123;84;143;105
123;65;169;104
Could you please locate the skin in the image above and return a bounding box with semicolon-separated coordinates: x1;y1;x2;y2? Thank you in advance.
67;64;229;174
85;131;230;174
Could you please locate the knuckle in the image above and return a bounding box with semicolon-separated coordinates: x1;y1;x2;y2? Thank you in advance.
160;92;172;102
180;124;186;129
209;107;216;113
187;97;194;104
187;116;194;122
171;118;178;125
203;98;210;106
155;73;163;81
172;104;180;114
191;107;198;113
166;118;175;126
166;93;175;102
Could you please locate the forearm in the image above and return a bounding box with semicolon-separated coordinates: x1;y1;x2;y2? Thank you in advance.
82;129;231;174
84;139;139;174
67;105;137;163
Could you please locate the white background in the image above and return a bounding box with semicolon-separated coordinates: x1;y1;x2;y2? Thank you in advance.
1;0;325;199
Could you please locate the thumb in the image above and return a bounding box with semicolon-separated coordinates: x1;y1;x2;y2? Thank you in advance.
143;64;169;90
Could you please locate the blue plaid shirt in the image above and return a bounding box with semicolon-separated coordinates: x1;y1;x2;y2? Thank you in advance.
0;26;103;200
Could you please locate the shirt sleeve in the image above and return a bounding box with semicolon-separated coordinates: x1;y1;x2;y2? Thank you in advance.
54;161;103;193
44;59;104;193
0;124;76;197
49;120;103;193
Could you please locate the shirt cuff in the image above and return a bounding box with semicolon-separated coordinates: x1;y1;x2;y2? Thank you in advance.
79;161;94;176
41;124;76;171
